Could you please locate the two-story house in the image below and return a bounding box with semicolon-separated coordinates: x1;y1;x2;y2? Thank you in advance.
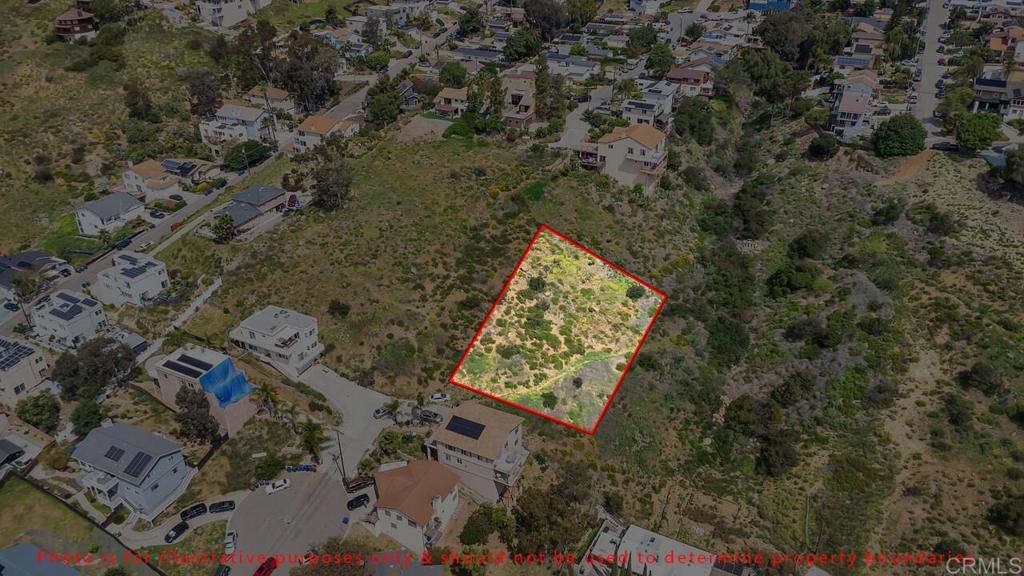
244;86;296;115
830;90;874;142
212;184;288;238
229;305;324;379
121;159;182;202
502;74;536;130
367;460;460;551
30;290;108;349
153;346;256;437
666;62;715;98
425;402;528;504
199;104;274;155
434;87;469;118
74;192;145;236
195;0;272;28
74;422;194;522
0;337;48;410
621;99;668;129
574;124;668;192
294;115;361;153
92;252;169;307
0;251;72;303
55;8;97;42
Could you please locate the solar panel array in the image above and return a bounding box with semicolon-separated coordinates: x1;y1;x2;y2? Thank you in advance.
0;338;35;371
178;354;213;371
124;452;153;478
55;292;80;304
104;446;125;462
446;415;485;439
163;359;203;379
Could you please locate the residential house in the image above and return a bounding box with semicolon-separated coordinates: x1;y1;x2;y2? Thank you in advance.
212;184;288;237
92;251;169;307
397;80;421;111
424;402;528;504
833;69;881;100
574;124;668;191
195;0;272;28
987;26;1024;60
0;543;84;576
30;290;108;349
545;53;601;81
294;115;343;153
630;0;665;15
367;2;428;28
491;31;512;50
367;460;460;551
0;251;72;303
347;15;387;38
121;159;181;202
244;86;296;115
74;192;144;236
73;422;194;521
487;17;511;33
622;99;668;129
55;8;97;42
0;337;47;410
585;23;621;38
153;346;256;437
452;47;505;65
434;87;469;118
0;411;52;476
850;22;885;56
577;518;714;576
832;54;874;74
830;90;875;142
229;305;324;379
638;78;681;107
502;74;536;130
199;104;274;155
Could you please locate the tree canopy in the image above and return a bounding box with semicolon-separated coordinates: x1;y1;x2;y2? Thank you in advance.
874;113;926;158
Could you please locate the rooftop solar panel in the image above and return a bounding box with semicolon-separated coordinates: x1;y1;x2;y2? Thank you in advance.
446;415;485;439
104;446;125;462
55;292;80;304
81;298;98;307
178;354;213;371
124;452;152;478
0;340;34;371
163;360;203;379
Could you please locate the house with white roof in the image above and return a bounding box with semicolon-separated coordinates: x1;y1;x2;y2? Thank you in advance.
199;104;274;155
153;346;256;437
0;337;48;410
424;402;528;503
229;305;324;379
578;518;714;576
74;192;145;236
30;290;108;349
366;460;460;551
92;251;169;307
74;422;194;521
194;0;271;28
544;52;601;81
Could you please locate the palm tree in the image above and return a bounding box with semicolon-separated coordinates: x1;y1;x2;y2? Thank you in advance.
281;402;299;433
301;420;326;463
252;382;279;417
11;271;39;326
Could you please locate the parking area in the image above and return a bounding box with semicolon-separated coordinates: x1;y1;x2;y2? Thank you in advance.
228;472;370;557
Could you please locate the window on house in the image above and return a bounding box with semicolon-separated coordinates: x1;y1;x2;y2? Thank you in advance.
407;519;416;528
151;483;159;491
628;147;634;154
14;384;25;394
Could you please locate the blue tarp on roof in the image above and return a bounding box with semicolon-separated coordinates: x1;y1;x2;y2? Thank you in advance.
198;358;254;409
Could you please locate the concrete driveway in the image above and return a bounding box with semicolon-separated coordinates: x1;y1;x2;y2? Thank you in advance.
118;489;251;548
553;84;613;150
228;472;362;558
298;365;391;480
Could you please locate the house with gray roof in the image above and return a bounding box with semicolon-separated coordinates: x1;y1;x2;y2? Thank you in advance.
92;251;169;307
211;184;288;238
30;290;108;349
73;422;193;522
0;337;48;410
74;192;145;236
199;103;274;156
544;52;601;81
229;305;324;379
0;543;84;576
0;251;72;303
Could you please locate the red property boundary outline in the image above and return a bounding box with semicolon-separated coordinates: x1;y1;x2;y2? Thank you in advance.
447;224;668;436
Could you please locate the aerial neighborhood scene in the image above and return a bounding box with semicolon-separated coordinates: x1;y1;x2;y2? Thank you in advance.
1;0;1024;571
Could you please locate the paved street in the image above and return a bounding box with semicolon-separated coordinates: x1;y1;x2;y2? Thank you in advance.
912;0;949;137
228;472;363;558
118;490;251;548
298;364;392;481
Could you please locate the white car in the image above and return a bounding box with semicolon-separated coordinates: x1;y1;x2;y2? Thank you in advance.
224;531;237;554
265;478;291;495
428;392;451;404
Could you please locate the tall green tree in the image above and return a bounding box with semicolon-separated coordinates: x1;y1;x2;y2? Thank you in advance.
52;337;135;402
311;151;353;211
524;0;567;41
458;4;485;37
565;0;597;31
955;112;1003;150
503;28;543;62
175;387;220;443
16;392;61;434
874;113;926;157
71;399;105;436
645;42;674;78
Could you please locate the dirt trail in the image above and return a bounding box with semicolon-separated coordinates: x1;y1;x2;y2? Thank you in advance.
880;149;937;184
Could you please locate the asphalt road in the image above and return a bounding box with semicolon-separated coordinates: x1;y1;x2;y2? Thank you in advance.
228;472;362;559
911;0;949;137
118;490;251;548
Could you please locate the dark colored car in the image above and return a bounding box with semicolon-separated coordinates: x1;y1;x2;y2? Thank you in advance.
347;494;370;510
214;565;232;576
180;503;208;521
169;194;184;202
2;302;18;312
164;521;189;543
209;500;235;513
931;141;960;152
114;238;132;250
253;557;278;576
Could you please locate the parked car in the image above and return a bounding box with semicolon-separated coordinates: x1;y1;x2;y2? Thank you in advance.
265;478;291;494
937;44;945;53
180;503;208;521
909;93;918;104
60;268;72;277
164;521;189;543
428;392;451;404
2;302;18;312
347;494;370;510
150;210;165;219
114;238;132;250
418;409;444;424
169;194;184;202
372;406;395;419
210;500;235;513
935;79;944;89
139;241;154;250
213;565;231;576
931;141;960;152
253;558;278;576
224;530;237;555
938;58;946;65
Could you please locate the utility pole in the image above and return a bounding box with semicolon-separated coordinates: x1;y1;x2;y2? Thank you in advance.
334;428;349;481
